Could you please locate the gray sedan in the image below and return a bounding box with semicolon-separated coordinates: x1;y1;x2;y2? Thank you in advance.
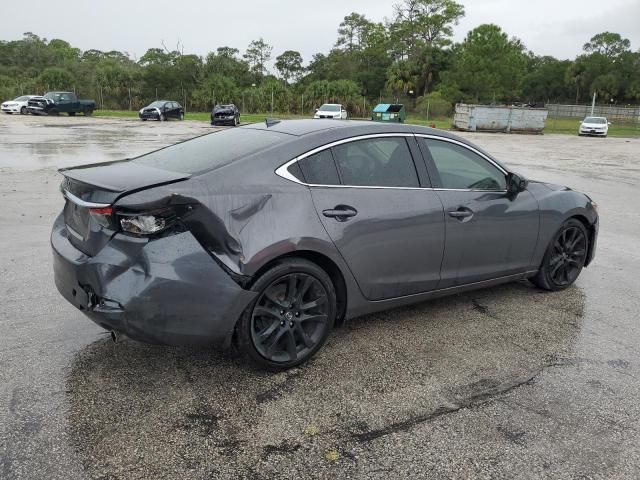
51;120;599;369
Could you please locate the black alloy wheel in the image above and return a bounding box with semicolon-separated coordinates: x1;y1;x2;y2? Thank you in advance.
237;259;336;369
532;219;588;291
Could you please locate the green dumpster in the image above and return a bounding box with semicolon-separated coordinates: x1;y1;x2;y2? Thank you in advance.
371;103;406;123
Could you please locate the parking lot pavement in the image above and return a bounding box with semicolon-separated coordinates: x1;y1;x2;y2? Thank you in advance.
1;113;639;479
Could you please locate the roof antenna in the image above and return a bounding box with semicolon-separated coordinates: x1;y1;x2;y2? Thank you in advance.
265;118;281;127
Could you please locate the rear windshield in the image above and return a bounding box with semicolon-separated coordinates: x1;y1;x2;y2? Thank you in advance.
132;128;286;174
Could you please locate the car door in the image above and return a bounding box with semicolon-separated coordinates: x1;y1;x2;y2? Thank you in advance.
58;93;71;113
166;102;175;118
296;135;445;300
418;136;539;288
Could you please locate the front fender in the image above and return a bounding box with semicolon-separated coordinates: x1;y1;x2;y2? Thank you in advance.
528;182;598;268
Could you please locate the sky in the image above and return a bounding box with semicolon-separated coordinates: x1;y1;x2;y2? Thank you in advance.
1;0;639;64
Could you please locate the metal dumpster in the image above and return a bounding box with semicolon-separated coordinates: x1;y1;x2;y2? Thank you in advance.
453;103;548;133
372;104;406;123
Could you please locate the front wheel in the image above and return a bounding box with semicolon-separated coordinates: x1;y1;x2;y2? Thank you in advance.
160;113;166;121
68;112;76;116
531;219;589;291
236;258;336;370
179;112;184;120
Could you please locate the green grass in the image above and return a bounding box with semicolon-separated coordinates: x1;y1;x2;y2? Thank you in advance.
542;117;640;137
94;110;640;137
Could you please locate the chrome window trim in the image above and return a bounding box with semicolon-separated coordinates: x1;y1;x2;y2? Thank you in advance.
63;189;111;208
274;132;508;192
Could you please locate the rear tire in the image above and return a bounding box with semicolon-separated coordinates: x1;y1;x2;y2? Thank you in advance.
69;112;76;116
83;109;93;117
160;113;166;121
531;218;589;291
49;109;59;116
20;106;27;115
236;258;336;370
179;112;184;120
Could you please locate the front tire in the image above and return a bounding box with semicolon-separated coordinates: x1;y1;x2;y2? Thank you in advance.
160;113;166;121
179;112;184;120
69;112;76;116
531;219;589;291
236;258;336;370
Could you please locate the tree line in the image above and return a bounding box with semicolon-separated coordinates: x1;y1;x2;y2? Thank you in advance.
1;0;638;115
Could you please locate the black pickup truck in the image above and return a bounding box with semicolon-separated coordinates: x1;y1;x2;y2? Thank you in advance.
27;91;96;116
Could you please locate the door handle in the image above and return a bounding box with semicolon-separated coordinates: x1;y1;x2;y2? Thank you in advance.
448;208;474;221
322;205;358;221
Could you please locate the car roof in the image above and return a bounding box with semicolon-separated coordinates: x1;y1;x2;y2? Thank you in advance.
242;119;448;137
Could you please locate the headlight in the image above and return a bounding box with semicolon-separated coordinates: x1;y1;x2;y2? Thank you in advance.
139;108;144;114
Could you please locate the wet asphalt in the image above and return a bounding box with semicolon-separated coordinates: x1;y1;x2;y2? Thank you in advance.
1;114;639;479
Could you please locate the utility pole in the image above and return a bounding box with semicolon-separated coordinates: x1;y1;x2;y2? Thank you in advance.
591;91;596;116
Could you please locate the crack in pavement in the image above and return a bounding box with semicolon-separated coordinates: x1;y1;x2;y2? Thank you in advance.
351;362;568;443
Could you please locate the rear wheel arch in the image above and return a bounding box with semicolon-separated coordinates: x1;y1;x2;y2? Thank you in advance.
249;250;348;324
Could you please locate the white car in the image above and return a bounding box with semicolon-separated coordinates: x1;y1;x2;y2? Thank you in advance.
313;103;348;119
579;116;610;137
1;95;37;114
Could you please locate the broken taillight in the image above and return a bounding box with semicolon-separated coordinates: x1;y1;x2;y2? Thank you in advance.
89;206;114;228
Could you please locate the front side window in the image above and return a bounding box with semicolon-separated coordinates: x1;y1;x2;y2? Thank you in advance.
331;137;419;188
422;139;506;190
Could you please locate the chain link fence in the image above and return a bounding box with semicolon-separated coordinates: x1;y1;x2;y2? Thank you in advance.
547;103;640;125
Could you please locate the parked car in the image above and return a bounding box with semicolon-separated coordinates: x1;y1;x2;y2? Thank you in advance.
579;116;610;137
211;104;240;126
139;100;184;121
314;103;348;119
2;95;37;114
27;92;96;116
52;120;598;370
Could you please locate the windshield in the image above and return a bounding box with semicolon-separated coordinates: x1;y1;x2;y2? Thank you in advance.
14;96;30;101
133;128;286;174
584;117;606;124
146;101;166;108
44;92;65;101
319;104;341;112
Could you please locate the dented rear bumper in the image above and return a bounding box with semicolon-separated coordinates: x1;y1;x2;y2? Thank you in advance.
51;213;256;347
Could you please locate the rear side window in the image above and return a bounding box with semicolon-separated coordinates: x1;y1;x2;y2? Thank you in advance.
133;128;286;174
332;137;419;187
298;149;340;185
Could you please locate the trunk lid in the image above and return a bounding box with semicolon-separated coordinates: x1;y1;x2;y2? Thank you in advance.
60;161;190;256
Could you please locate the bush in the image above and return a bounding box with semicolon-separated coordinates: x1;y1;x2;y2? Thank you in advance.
416;91;452;118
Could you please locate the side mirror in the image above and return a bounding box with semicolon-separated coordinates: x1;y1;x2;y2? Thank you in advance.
506;172;528;197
